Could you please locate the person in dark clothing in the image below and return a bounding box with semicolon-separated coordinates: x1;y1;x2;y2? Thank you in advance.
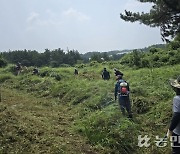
15;62;22;75
115;75;132;118
74;68;78;75
114;68;123;76
102;68;110;80
168;76;180;154
33;67;39;75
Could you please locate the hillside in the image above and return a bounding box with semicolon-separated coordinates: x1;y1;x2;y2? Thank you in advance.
0;62;179;153
81;44;166;60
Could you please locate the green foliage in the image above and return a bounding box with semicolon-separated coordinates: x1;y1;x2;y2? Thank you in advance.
0;58;7;68
0;74;13;83
90;53;103;63
50;61;59;68
75;105;139;153
1;49;82;67
59;64;71;67
120;0;180;41
1;62;180;154
120;41;180;68
149;48;158;54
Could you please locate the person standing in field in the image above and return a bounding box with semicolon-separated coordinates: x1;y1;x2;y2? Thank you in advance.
168;76;180;154
102;68;110;80
115;74;132;118
15;62;22;75
74;68;78;75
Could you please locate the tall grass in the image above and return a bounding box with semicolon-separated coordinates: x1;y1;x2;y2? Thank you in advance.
0;63;180;153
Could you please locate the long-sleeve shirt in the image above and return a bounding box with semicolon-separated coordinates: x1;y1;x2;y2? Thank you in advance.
169;95;180;135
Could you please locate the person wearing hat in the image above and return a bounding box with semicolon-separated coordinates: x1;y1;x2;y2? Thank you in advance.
114;68;123;77
168;76;180;153
114;74;132;118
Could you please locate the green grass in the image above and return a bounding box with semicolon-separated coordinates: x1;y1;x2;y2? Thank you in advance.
0;63;180;153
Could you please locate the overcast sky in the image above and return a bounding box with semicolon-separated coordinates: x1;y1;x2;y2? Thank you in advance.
0;0;164;53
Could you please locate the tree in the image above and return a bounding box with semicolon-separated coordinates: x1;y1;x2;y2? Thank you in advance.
102;52;110;61
131;50;142;67
0;55;7;67
90;53;102;63
120;0;180;41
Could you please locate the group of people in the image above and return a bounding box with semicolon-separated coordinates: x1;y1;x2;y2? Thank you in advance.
102;67;180;153
15;62;39;75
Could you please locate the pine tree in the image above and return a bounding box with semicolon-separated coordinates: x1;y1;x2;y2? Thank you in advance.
120;0;180;41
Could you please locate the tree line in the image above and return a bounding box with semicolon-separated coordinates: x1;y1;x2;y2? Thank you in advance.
0;43;168;68
0;48;82;67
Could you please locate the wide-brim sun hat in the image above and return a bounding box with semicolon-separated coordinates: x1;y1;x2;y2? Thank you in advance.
169;76;180;89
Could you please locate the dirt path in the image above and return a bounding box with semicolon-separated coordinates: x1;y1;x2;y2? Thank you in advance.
0;88;99;154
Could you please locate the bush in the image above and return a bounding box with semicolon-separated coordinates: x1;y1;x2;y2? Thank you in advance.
59;64;70;67
169;41;180;50
160;55;169;63
2;65;15;74
149;48;158;54
0;74;13;83
169;57;178;65
0;58;7;67
50;61;59;68
141;58;150;68
152;55;159;61
89;61;98;66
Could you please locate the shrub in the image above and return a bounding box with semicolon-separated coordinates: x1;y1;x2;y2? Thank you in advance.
169;41;180;50
89;61;98;66
169;57;178;65
0;74;13;83
59;64;70;67
152;55;159;61
141;58;150;68
160;55;169;63
3;65;15;74
50;61;59;68
0;58;7;67
149;48;158;54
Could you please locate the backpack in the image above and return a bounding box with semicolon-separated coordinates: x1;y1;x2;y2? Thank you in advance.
118;80;129;96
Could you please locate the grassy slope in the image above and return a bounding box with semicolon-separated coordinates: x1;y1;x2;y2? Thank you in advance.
0;88;100;154
0;63;180;153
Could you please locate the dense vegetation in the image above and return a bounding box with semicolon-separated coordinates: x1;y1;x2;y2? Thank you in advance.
0;44;166;68
0;37;180;153
120;35;180;68
1;49;82;67
0;55;7;68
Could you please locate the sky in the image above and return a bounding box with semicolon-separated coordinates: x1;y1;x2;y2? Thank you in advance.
0;0;164;54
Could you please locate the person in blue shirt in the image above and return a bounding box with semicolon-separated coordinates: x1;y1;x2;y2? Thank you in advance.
115;74;132;118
